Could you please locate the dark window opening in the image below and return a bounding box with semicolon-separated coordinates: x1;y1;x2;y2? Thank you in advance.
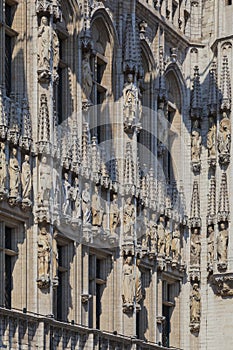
5;227;13;309
96;284;101;329
5;4;13;27
5;34;12;97
162;305;170;347
57;245;66;321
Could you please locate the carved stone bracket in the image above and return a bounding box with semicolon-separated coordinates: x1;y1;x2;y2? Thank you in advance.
211;273;233;297
156;315;166;324
189;266;201;282
37;277;50;289
81;293;92;304
190;321;200;333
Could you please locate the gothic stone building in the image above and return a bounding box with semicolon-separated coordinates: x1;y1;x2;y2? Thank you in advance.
0;0;233;349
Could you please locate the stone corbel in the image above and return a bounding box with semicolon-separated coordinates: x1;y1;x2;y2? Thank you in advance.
156;315;166;324
211;273;233;297
81;293;92;304
189;266;201;282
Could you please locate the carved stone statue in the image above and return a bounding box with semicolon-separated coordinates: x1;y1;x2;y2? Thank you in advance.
53;167;60;211
82;52;93;102
0;142;7;193
92;185;103;226
149;213;157;253
207;225;214;266
122;256;134;305
9;147;20;198
157;101;168;151
38;156;51;205
52;236;58;284
123;197;135;237
171;223;181;262
190;228;201;265
82;182;91;225
37;226;51;287
123;73;142;128
218;115;231;164
38;16;51;78
62;172;72;216
109;194;120;234
191;127;201;163
207;119;217;161
190;283;201;323
52;26;59;81
142;213;149;251
21;154;32;202
157;216;166;255
217;221;228;265
165;221;171;257
72;177;81;219
135;259;142;304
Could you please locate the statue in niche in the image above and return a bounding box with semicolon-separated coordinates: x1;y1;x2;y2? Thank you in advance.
165;220;171;257
149;213;157;253
52;236;58;284
52;26;59;81
207;225;214;267
62;172;72;216
123;196;135;237
171;223;181;262
190;283;201;323
38;156;51;205
191;124;201;163
135;259;142;304
92;185;103;227
21;154;32;202
190;228;201;265
72;176;81;219
207;118;217;161
157;100;167;153
217;221;228;265
109;194;120;235
53;167;60;211
82;52;93;102
0;142;7;193
157;216;166;255
122;256;134;305
82;182;91;225
9;147;20;198
38;16;51;79
37;226;51;287
218;114;231;163
123;73;142;128
142;214;149;251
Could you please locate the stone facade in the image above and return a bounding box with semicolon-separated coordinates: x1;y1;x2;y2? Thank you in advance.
0;0;233;349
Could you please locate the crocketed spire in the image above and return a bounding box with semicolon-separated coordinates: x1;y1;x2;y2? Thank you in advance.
220;55;231;112
191;66;202;119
